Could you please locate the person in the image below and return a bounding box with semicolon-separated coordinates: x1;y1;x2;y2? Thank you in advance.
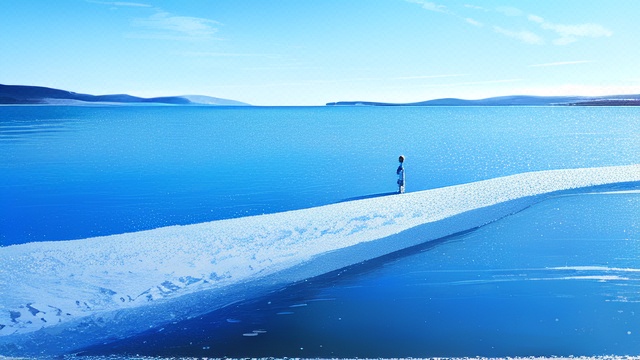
396;155;405;194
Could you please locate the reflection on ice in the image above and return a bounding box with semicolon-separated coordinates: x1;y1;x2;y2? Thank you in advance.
435;265;640;286
0;165;639;356
550;266;640;272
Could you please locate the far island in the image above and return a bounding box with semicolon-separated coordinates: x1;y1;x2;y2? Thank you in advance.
0;84;250;106
327;94;640;107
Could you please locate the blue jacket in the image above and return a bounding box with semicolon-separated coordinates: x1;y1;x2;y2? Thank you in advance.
396;164;405;185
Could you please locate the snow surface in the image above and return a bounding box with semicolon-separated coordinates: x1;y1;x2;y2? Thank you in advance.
0;165;639;356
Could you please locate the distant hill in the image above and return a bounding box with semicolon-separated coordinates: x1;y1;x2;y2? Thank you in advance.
327;94;640;107
0;84;250;106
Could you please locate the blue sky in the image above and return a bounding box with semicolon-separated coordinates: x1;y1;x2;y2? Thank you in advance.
2;0;639;105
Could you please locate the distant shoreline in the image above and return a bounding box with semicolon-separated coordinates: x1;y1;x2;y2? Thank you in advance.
327;95;640;107
3;84;640;107
0;84;250;106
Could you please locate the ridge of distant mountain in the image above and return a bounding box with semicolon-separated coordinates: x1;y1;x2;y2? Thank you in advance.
327;94;640;107
179;95;249;106
0;84;250;106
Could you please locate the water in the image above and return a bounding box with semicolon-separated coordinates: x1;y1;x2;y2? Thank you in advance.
1;105;639;357
81;191;640;358
2;106;638;246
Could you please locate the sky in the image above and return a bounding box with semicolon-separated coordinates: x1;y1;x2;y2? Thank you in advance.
2;0;640;106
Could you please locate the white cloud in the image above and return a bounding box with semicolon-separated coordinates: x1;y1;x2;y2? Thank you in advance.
541;19;612;38
409;2;611;47
87;1;152;8
529;60;593;67
131;11;220;40
392;74;468;80
527;15;612;46
181;52;281;59
546;22;612;43
406;2;484;29
552;37;577;46
465;18;483;27
405;0;450;14
496;6;524;17
493;26;544;45
464;4;488;11
527;14;544;24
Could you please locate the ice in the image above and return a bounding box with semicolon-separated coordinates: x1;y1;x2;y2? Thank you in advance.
0;164;639;356
549;266;640;272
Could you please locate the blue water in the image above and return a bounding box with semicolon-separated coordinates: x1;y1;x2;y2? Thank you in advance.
2;106;638;246
80;191;640;358
1;105;640;357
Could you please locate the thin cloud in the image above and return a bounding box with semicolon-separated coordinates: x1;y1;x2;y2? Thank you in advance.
87;1;152;7
182;52;281;59
131;11;220;40
529;60;594;68
392;74;467;80
408;3;483;29
464;4;488;11
493;26;544;45
240;65;324;71
405;0;450;14
465;18;483;27
496;6;524;17
528;15;545;23
412;3;612;47
528;14;612;45
91;1;223;41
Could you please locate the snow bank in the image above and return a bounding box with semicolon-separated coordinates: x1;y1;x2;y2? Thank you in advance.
0;165;639;356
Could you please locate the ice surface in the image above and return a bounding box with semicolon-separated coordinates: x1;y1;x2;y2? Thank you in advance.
0;165;639;356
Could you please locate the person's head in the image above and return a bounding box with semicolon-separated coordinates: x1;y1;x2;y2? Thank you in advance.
398;155;405;163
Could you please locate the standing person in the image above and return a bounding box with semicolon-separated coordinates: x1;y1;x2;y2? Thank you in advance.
396;155;405;194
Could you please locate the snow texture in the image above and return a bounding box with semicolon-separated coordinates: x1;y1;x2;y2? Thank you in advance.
0;165;639;356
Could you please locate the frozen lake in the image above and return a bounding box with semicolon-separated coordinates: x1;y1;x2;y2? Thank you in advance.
1;106;639;357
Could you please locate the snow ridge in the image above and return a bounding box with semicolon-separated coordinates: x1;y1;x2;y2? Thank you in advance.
0;165;639;356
